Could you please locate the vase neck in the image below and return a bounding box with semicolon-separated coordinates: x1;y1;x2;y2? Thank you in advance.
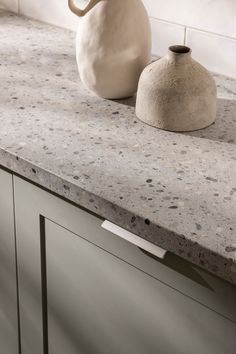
167;45;192;64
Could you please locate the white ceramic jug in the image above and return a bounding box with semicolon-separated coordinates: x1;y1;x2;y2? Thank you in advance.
68;0;152;99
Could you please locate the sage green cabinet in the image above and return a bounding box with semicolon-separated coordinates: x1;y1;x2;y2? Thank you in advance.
0;169;19;354
0;168;235;354
13;176;236;354
46;219;236;354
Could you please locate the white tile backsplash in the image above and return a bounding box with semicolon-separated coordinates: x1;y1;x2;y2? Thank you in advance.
143;0;236;39
0;0;18;13
2;0;236;78
186;28;236;79
151;18;185;57
19;0;79;31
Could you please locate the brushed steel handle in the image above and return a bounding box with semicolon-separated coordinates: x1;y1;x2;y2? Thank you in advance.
101;220;167;259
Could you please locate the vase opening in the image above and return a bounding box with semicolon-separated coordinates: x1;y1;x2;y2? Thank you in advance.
167;45;191;63
169;45;191;54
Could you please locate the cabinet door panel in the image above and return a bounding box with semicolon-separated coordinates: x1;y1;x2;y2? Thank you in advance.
0;169;18;354
45;219;236;354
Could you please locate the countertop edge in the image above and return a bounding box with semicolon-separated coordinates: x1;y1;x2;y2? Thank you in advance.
1;147;235;286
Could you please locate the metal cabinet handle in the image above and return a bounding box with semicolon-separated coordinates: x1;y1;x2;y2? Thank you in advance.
101;220;167;259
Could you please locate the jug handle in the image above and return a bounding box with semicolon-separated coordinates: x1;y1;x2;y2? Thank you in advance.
68;0;101;17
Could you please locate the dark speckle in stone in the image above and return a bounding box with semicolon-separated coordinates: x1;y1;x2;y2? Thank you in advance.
112;111;119;115
169;206;178;209
181;150;187;154
16;156;19;161
206;176;218;182
145;219;150;225
73;176;79;180
32;168;36;174
195;223;202;231
225;246;236;252
19;106;25;110
63;185;70;191
146;179;152;183
89;199;94;203
131;216;136;223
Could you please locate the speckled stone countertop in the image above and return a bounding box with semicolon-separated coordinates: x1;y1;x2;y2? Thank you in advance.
1;11;236;285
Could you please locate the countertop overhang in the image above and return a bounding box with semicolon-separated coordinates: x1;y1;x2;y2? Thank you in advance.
1;11;236;284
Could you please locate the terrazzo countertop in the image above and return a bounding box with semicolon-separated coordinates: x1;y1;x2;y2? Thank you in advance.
1;11;236;285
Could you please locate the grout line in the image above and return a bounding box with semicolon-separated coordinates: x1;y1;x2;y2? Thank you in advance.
149;16;185;28
184;26;187;45
185;25;236;41
149;16;236;41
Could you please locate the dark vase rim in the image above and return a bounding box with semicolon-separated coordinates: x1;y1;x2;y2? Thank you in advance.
169;45;191;54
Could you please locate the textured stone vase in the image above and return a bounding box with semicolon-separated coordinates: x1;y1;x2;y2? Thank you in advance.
136;45;217;132
68;0;151;99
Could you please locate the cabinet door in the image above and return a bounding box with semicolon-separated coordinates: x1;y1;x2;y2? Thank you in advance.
44;219;235;354
14;176;236;354
0;169;19;354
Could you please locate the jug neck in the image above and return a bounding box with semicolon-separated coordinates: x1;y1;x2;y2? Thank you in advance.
167;45;192;64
